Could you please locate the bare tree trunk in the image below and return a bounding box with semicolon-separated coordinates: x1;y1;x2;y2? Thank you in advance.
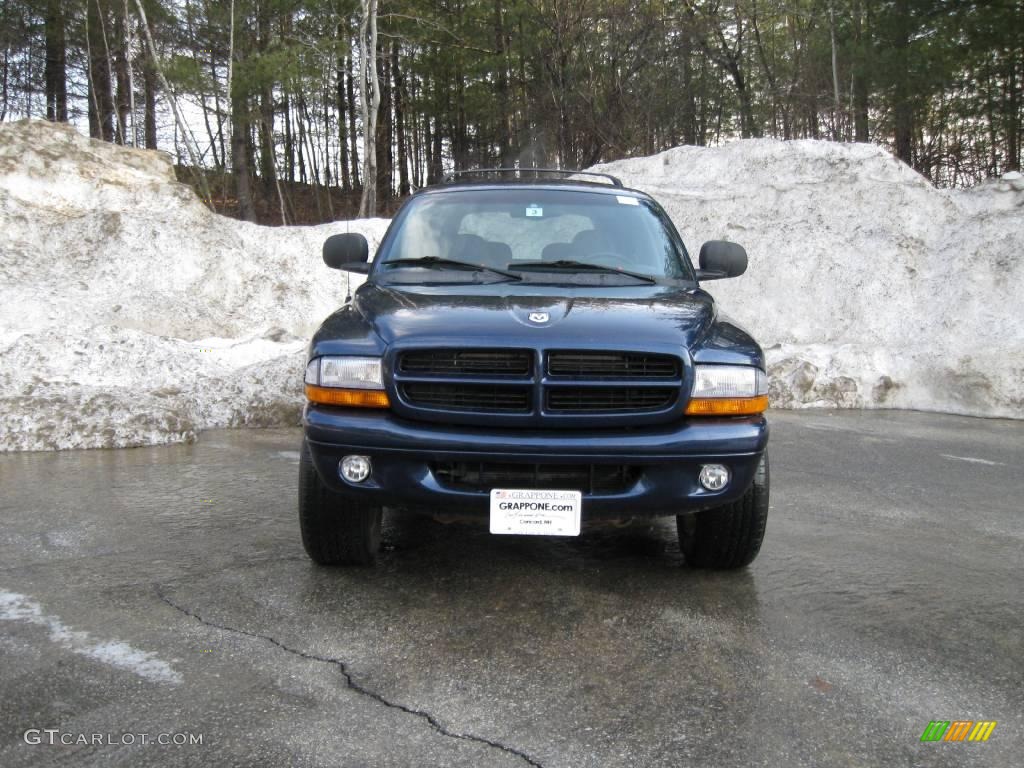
377;51;392;202
424;102;433;183
1;10;10;124
984;66;999;175
409;72;422;187
231;92;256;221
346;58;361;188
87;0;114;140
336;30;351;191
358;0;380;217
226;0;234;120
322;81;335;219
828;1;843;141
299;95;321;186
296;100;307;184
95;0;121;142
430;116;442;184
200;94;221;167
258;87;276;183
1;39;9;122
1005;51;1021;171
142;33;157;149
44;0;67;122
208;49;226;165
222;0;255;221
256;5;276;188
454;55;468;167
392;41;409;196
493;0;510;164
113;9;131;144
852;0;870;142
283;93;293;181
893;35;913;165
680;30;696;145
123;0;136;144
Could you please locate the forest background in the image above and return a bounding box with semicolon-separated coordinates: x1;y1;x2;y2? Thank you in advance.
2;0;1020;223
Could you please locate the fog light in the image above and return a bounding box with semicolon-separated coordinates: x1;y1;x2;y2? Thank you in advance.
340;455;372;483
698;464;730;491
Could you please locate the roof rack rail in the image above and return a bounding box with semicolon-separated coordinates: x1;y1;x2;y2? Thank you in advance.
441;167;624;188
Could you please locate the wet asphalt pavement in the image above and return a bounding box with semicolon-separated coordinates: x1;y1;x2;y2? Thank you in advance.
0;410;1021;767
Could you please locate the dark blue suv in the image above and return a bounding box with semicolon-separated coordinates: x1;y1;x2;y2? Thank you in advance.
299;170;769;569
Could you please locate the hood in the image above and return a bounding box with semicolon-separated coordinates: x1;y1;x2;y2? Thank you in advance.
352;281;716;353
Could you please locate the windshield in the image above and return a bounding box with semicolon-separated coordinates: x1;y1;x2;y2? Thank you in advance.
376;188;692;280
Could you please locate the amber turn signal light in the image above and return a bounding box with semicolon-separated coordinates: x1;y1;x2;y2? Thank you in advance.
685;395;769;416
304;385;390;408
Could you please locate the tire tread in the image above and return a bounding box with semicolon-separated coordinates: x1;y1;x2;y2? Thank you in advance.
299;441;381;566
678;453;769;569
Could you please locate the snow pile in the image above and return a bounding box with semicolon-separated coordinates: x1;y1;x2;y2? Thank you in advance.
2;123;1021;452
593;142;1024;418
1;120;387;451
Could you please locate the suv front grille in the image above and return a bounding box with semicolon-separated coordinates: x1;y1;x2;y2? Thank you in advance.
395;347;682;420
545;386;677;413
399;349;532;376
432;461;640;495
400;382;531;412
547;351;679;378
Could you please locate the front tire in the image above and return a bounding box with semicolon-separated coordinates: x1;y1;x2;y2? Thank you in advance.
299;440;382;565
677;452;769;569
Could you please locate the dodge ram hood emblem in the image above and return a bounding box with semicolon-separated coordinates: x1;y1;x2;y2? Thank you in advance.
528;312;550;324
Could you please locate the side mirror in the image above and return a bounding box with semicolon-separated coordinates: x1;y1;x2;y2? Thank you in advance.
696;240;748;280
323;233;370;273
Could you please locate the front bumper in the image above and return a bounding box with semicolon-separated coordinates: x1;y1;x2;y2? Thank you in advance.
303;405;769;520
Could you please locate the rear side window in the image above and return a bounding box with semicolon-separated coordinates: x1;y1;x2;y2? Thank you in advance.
379;188;692;279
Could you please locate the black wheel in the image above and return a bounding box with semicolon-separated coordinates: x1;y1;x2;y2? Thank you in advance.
678;452;769;569
298;440;382;565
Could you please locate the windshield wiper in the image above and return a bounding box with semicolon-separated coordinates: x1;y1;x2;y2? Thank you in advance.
381;256;521;281
508;259;657;284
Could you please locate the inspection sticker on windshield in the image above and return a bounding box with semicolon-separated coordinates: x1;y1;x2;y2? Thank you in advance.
616;195;640;206
490;489;581;536
525;204;544;217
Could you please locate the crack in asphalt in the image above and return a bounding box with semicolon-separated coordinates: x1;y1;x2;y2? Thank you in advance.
155;585;545;768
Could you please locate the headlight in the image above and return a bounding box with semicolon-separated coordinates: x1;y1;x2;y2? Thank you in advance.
686;365;768;416
304;356;389;408
306;356;384;389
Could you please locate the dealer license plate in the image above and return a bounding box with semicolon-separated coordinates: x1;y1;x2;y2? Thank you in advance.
489;489;582;536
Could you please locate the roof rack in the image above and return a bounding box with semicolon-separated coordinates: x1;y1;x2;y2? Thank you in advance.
441;167;624;188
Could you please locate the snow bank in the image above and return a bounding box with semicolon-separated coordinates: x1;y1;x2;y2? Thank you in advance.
2;123;1021;452
592;142;1024;418
0;120;387;451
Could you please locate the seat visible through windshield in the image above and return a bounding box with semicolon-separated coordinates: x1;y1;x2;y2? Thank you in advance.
379;188;689;279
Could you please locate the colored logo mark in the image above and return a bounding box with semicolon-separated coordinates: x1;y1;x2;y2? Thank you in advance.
920;720;996;742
